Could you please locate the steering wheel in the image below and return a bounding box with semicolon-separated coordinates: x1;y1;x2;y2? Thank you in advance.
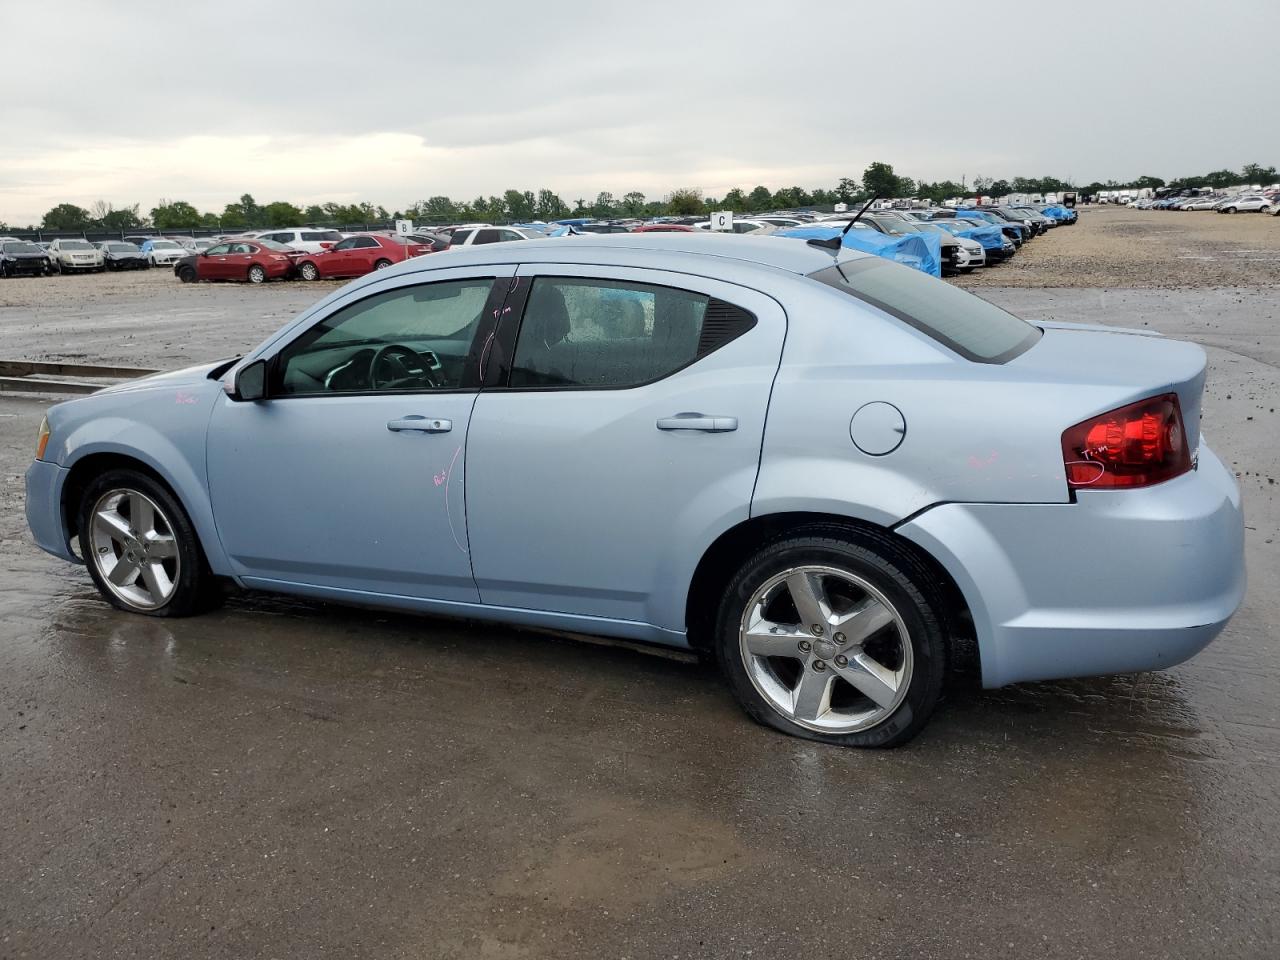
369;343;436;390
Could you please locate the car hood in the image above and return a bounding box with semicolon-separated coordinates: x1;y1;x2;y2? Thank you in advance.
93;359;230;397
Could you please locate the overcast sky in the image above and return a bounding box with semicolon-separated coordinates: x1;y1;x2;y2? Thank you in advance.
2;0;1278;224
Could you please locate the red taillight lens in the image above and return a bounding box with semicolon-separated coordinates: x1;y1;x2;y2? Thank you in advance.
1061;393;1192;489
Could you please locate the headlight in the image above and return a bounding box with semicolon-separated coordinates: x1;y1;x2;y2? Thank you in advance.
36;416;50;461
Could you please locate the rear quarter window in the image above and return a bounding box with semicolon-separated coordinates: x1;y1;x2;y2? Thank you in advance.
808;258;1040;363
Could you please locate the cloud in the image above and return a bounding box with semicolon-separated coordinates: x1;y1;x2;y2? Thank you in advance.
1;0;1278;224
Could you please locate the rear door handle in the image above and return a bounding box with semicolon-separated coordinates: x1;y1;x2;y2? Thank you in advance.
656;413;738;433
387;416;452;433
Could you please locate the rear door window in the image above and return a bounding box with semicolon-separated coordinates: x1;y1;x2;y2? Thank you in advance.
473;229;503;245
808;258;1040;363
506;277;754;388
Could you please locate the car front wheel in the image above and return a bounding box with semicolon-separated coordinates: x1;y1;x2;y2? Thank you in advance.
78;469;221;617
716;527;947;748
299;261;319;281
176;264;196;283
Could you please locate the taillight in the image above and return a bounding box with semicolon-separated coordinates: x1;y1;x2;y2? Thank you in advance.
1061;393;1191;489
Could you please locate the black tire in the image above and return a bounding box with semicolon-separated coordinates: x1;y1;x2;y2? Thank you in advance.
247;264;266;284
299;261;319;281
373;258;392;270
77;468;222;617
176;264;196;283
715;526;947;748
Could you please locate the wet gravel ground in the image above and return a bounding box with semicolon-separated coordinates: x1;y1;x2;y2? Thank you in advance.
1;235;1278;958
956;205;1280;289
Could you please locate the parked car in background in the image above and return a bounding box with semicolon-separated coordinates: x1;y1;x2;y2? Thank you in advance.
47;238;105;273
406;233;452;252
447;226;546;247
296;233;432;280
843;213;970;275
173;238;217;254
576;222;632;234
1180;197;1222;211
175;239;302;284
0;240;55;277
253;228;344;254
633;223;698;232
140;238;190;267
25;234;1244;748
96;241;150;271
1218;195;1271;213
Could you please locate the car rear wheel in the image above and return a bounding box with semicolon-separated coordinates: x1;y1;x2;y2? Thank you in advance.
374;258;392;270
1227;207;1237;214
247;264;266;284
176;264;196;283
78;470;221;617
299;261;320;281
716;528;947;748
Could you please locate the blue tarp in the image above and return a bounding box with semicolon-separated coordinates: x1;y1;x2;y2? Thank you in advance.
1040;205;1076;221
935;221;1005;250
776;226;942;277
957;209;1029;239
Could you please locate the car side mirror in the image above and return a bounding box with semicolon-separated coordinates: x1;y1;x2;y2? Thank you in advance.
232;358;268;402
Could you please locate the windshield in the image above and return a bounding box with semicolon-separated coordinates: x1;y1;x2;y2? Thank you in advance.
868;218;923;236
807;258;1041;363
4;242;41;255
152;240;181;250
107;243;139;252
61;240;93;250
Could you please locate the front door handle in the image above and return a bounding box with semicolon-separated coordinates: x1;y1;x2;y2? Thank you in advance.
387;416;452;433
656;413;738;433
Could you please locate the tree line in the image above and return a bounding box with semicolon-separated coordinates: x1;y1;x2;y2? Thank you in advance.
7;160;1275;233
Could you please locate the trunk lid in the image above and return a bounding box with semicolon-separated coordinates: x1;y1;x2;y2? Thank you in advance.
1009;322;1206;453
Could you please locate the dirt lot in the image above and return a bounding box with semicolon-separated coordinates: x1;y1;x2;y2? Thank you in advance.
1;224;1279;959
956;204;1280;288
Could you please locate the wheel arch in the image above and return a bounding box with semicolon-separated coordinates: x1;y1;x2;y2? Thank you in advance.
61;446;230;576
684;511;978;673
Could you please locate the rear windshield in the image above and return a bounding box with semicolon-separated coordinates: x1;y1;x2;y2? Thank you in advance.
807;258;1041;363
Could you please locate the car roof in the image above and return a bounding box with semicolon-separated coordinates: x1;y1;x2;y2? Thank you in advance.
430;232;868;276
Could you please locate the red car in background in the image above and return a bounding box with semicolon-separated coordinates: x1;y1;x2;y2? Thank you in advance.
174;239;302;284
295;234;431;280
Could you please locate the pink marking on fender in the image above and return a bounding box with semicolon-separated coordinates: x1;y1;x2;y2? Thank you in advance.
175;392;197;405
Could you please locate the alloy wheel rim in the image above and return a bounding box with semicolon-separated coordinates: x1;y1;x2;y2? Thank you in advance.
88;489;181;610
739;565;912;734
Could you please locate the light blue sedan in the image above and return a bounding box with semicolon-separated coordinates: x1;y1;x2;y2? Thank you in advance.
24;234;1245;747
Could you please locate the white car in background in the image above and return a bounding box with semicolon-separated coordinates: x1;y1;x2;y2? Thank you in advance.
447;226;546;247
252;228;345;254
141;238;190;266
47;239;105;273
1218;195;1271;214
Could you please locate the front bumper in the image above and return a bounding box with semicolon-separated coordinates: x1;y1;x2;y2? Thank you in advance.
4;259;49;275
898;443;1245;688
25;458;77;563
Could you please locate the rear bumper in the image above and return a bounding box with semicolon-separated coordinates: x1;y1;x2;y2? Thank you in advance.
25;459;77;563
898;443;1245;688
